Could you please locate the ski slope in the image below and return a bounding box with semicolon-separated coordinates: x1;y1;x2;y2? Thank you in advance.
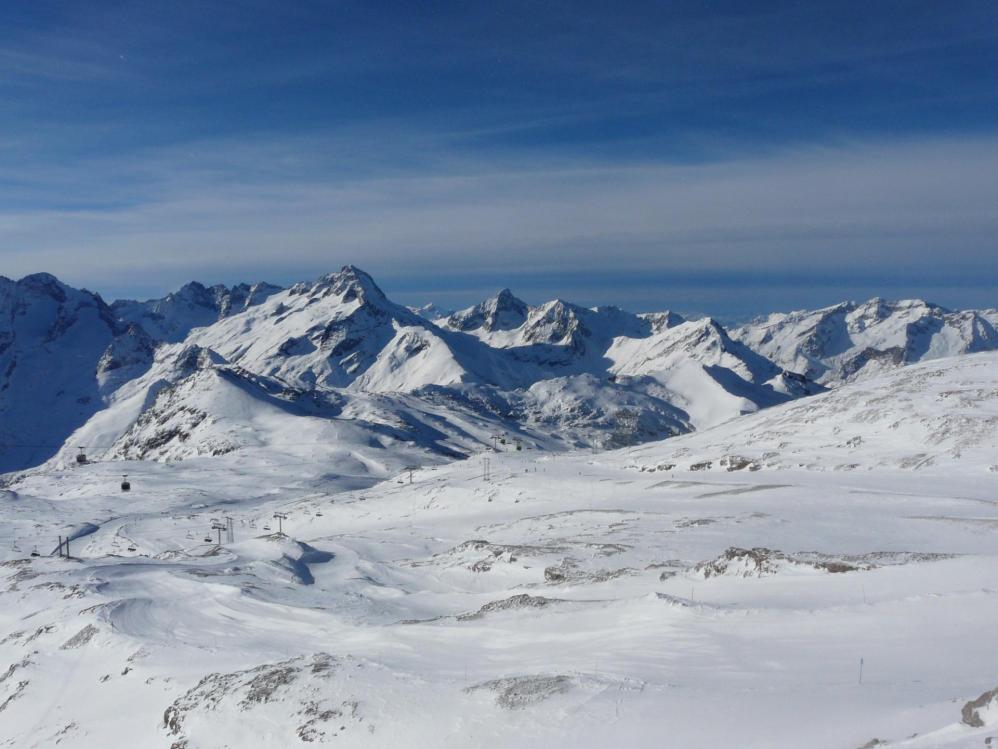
2;352;997;747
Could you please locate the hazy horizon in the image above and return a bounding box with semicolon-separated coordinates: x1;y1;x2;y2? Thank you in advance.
2;1;996;317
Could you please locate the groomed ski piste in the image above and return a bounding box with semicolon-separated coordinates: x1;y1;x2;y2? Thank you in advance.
2;352;998;748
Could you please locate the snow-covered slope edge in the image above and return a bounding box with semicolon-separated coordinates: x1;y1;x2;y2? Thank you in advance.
625;350;998;473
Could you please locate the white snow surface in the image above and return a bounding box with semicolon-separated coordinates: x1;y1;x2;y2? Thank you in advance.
2;351;998;747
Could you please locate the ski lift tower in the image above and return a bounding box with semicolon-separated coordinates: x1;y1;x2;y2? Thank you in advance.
210;520;227;545
273;512;288;536
402;466;417;484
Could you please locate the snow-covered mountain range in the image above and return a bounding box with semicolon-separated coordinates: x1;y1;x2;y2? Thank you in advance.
2;270;997;748
733;297;998;385
2;267;995;475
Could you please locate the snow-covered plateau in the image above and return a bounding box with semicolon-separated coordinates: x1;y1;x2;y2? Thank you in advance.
1;267;997;747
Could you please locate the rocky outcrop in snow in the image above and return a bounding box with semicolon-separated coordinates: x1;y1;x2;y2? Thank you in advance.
112;280;282;342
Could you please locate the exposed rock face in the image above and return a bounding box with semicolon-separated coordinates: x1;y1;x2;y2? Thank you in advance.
466;674;574;710
962;686;998;728
446;289;529;332
162;654;370;745
694;547;864;578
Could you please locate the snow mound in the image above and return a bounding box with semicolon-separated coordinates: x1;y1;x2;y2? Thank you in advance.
465;674;574;710
457;593;562;620
163;654;369;745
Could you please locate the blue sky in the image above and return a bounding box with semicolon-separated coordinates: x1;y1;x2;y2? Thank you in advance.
1;1;996;318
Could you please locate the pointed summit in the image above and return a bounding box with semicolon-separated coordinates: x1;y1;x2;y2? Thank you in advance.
446;288;529;332
297;265;388;306
482;288;529;331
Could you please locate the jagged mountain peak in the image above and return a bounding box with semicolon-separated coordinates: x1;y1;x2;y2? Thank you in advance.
182;268;467;393
639;310;685;333
112;278;283;343
4;267;838;473
733;296;998;384
446;288;530;333
409;302;454;321
295;265;389;306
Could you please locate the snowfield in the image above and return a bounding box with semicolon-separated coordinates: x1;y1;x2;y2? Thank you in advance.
2;351;998;747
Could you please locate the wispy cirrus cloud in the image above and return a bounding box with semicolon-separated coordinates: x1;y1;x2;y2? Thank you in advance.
1;131;996;314
0;2;996;315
